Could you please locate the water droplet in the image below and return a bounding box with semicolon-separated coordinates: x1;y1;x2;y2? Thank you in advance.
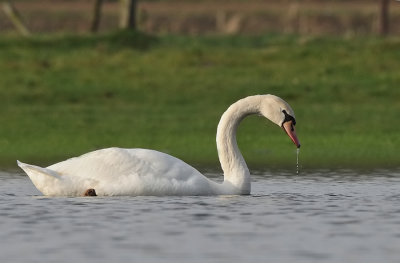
296;148;300;175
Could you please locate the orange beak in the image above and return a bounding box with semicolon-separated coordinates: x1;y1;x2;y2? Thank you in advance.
282;121;301;148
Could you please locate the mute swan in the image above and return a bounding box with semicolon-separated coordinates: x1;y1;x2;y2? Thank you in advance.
18;94;300;196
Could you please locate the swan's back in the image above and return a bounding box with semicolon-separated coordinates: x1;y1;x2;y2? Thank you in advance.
25;148;215;196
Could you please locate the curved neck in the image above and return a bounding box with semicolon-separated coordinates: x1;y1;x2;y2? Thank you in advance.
216;96;262;194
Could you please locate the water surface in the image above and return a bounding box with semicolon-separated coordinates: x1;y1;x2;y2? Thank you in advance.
1;169;399;263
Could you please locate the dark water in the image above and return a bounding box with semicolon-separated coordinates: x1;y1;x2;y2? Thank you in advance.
1;169;400;263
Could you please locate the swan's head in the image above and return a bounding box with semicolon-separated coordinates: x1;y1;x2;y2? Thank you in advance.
259;95;301;148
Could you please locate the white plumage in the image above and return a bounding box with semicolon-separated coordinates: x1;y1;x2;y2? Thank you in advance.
18;95;300;196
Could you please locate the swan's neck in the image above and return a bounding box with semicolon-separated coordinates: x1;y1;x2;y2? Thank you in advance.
216;96;262;194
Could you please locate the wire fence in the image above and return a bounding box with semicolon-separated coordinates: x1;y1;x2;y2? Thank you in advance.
1;0;399;36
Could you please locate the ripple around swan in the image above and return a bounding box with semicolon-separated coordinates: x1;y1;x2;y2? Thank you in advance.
1;170;400;263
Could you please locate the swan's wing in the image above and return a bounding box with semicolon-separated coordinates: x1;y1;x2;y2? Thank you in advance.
47;148;213;196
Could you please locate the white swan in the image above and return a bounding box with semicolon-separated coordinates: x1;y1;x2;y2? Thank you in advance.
18;94;300;196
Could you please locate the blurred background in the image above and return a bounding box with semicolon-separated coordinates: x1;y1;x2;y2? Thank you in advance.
0;0;399;170
1;0;399;36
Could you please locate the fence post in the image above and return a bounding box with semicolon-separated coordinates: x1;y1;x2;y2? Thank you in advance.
91;0;103;33
120;0;137;30
379;0;389;36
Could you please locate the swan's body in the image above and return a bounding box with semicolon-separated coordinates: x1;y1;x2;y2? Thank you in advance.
18;148;226;196
18;95;300;196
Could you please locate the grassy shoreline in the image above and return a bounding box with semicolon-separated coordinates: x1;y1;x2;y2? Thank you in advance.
1;32;399;169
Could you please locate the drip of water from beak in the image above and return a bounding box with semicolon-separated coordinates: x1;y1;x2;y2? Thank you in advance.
296;148;300;175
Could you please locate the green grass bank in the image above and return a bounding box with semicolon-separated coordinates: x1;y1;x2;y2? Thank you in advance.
0;32;399;170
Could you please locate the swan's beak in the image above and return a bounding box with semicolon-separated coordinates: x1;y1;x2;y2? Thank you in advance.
282;121;301;148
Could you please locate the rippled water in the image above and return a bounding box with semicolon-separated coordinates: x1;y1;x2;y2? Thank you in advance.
1;169;400;263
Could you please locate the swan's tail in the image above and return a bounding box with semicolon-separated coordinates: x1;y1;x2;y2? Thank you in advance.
17;160;61;180
17;161;62;195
